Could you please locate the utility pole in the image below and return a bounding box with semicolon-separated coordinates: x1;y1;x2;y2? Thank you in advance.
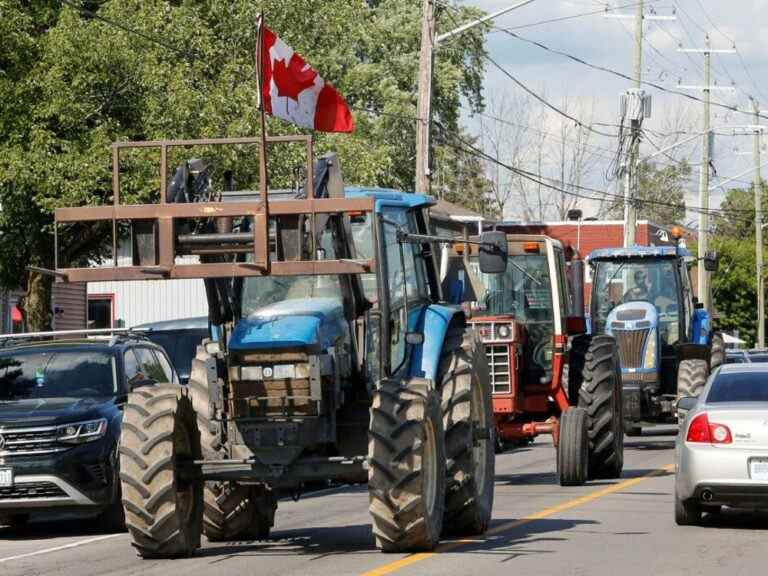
679;36;736;312
414;0;538;195
415;0;435;195
604;3;673;247
754;98;765;348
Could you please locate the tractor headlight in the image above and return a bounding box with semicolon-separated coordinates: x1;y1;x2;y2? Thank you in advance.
643;329;657;369
495;324;513;340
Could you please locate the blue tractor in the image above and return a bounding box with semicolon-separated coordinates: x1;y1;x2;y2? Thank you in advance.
53;136;500;558
588;244;723;433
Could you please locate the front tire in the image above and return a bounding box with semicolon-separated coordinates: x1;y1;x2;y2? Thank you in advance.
120;385;203;558
440;329;494;536
557;407;589;486
570;335;624;479
189;343;276;542
368;379;446;552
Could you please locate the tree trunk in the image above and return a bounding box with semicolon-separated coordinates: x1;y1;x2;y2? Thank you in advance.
25;271;54;332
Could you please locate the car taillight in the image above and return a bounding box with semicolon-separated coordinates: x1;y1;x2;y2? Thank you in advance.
686;412;732;444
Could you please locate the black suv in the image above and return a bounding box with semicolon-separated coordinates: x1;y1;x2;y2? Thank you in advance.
0;335;177;530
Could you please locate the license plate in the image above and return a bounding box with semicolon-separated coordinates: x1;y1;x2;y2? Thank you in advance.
750;458;768;481
0;468;12;488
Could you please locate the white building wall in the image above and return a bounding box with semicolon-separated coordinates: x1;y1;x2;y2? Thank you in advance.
88;279;208;328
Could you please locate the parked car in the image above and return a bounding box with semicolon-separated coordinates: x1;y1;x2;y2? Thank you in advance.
675;363;768;525
725;348;768;364
0;334;177;530
132;317;208;384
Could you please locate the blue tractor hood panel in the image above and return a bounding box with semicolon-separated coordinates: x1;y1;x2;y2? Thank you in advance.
605;301;658;333
229;298;347;352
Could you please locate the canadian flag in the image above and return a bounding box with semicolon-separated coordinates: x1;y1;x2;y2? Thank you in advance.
261;26;355;133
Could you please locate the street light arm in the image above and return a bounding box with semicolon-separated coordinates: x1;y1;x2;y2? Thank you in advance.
435;0;537;45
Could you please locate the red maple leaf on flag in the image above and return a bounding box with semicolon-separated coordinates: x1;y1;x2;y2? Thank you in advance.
272;55;318;101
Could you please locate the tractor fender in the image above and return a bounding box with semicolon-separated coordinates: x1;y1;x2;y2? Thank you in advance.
691;308;711;345
408;304;465;383
677;342;710;363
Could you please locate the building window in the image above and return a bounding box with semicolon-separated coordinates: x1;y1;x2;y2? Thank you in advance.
88;295;114;329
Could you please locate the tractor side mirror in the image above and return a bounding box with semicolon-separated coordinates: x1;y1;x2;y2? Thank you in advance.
478;231;508;274
703;251;718;272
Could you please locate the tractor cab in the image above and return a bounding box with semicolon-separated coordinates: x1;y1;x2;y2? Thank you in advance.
588;245;722;432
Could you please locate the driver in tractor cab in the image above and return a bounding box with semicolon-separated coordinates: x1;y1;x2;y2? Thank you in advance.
623;269;652;302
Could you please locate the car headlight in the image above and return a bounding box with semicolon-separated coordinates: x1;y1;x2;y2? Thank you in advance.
57;418;108;444
643;329;657;369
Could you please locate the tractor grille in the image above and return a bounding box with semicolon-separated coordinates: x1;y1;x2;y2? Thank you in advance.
0;482;67;500
613;328;649;369
0;426;69;458
486;345;512;394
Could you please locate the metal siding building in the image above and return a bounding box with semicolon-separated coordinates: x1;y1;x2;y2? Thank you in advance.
87;279;208;328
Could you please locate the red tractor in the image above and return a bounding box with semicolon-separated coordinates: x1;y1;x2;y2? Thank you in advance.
444;233;624;485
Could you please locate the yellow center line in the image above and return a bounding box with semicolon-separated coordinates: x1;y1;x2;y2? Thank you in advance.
361;463;675;576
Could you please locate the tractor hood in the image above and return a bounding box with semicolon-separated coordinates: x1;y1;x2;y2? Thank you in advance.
229;298;347;352
605;301;658;332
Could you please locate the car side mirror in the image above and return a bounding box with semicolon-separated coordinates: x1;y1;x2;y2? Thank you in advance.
676;395;697;414
703;251;718;272
478;231;507;274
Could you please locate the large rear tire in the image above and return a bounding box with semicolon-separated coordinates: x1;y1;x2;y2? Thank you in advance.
368;379;446;552
119;385;203;558
189;344;275;542
677;359;708;399
710;332;725;370
557;407;589;486
570;335;624;479
440;329;494;536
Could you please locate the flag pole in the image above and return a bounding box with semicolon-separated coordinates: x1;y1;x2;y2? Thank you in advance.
255;12;270;270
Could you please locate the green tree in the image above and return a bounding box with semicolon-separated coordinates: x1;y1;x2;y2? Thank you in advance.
0;0;488;330
607;160;690;226
713;183;768;239
711;236;763;347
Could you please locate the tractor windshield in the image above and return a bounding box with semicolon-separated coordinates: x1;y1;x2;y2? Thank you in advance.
592;259;680;344
471;254;553;324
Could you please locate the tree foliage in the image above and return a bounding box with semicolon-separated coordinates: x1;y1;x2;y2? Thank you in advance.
0;0;489;329
713;183;768;239
606;160;690;226
711;236;763;347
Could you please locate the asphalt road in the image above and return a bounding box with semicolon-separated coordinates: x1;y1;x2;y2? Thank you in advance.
2;428;767;576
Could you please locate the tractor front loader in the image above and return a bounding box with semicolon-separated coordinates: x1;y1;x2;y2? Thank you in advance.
442;233;624;486
53;135;501;558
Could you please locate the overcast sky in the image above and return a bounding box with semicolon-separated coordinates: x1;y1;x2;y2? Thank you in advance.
457;0;768;221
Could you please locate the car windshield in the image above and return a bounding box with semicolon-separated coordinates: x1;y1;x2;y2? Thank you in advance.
592;259;680;343
707;371;768;403
0;349;117;401
470;254;553;323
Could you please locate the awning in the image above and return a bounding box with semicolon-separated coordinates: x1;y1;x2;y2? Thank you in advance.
722;333;745;344
11;305;22;323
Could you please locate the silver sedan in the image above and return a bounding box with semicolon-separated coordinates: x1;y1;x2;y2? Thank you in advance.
675;363;768;525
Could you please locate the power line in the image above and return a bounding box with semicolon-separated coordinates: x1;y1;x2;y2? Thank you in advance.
493;27;768;123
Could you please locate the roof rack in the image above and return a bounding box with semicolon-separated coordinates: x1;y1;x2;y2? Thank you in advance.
0;328;151;348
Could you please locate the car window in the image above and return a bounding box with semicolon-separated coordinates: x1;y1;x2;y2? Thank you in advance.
154;349;175;383
134;347;168;383
707;372;768;402
0;349;117;399
124;349;141;382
